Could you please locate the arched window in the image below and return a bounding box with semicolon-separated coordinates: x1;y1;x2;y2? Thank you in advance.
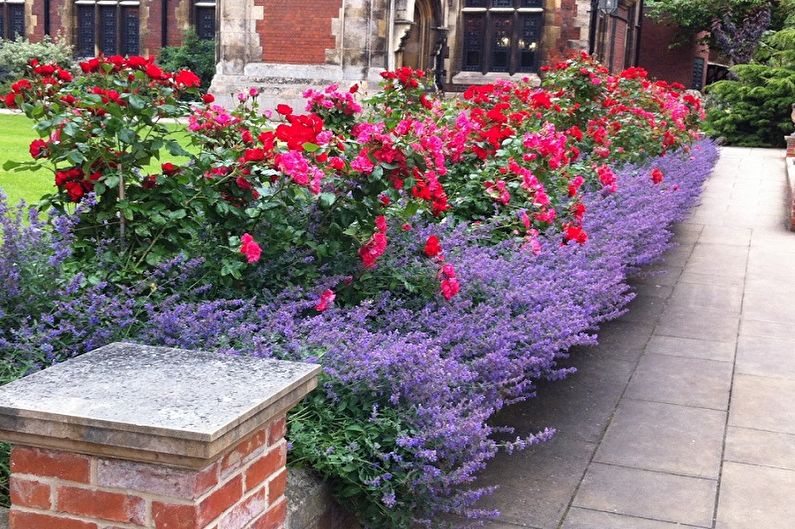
75;0;139;57
194;0;216;39
462;0;543;74
0;0;25;39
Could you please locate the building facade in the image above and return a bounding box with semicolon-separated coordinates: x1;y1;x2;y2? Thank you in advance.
13;0;643;107
4;0;214;57
637;12;710;90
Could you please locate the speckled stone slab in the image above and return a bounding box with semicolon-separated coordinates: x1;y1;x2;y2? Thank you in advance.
0;342;320;468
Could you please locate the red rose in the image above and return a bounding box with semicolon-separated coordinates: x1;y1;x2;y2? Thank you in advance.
276;104;293;116
175;69;201;88
202;93;215;104
424;235;442;258
125;55;149;69
651;168;664;184
80;58;101;73
240;233;262;264
243;148;266;163
64;181;85;202
142;175;158;189
29;139;48;159
161;162;180;176
145;63;164;80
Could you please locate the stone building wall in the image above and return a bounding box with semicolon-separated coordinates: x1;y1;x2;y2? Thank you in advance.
24;0;192;57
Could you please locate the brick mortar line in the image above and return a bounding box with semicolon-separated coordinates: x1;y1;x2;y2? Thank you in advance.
10;438;284;527
11;465;275;528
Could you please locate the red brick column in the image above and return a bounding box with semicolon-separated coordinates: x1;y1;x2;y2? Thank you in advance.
9;416;288;529
785;135;795;158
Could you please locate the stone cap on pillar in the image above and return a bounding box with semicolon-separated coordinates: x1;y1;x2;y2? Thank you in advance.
0;342;320;469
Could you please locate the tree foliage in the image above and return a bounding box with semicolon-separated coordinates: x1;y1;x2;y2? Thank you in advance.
705;0;795;146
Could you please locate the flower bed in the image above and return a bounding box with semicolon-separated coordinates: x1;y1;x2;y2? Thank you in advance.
0;54;713;527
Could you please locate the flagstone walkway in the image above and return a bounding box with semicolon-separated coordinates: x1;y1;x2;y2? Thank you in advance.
478;146;795;529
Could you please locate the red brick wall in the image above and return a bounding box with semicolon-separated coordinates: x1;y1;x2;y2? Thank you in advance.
638;17;709;88
8;416;288;529
256;0;340;64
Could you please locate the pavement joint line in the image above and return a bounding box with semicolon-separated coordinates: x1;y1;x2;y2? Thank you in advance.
710;221;752;529
725;424;795;437
635;349;734;364
585;460;720;482
569;505;712;528
621;396;729;413
554;243;681;528
722;459;795;474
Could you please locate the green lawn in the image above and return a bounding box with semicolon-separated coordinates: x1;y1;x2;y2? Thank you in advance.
0;114;51;206
0;113;192;207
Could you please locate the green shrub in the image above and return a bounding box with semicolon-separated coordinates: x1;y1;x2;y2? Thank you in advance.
704;64;795;146
158;31;216;91
0;36;74;89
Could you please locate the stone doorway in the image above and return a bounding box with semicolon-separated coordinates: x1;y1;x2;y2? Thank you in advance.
400;0;436;70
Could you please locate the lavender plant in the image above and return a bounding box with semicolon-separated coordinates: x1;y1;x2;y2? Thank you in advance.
0;141;718;525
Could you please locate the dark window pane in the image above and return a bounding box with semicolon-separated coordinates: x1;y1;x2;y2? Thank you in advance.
8;4;25;38
99;5;116;55
520;0;543;6
195;6;215;39
490;0;513;6
464;0;487;6
491;15;512;72
121;7;138;55
463;14;484;71
518;14;540;72
77;5;95;57
692;57;705;90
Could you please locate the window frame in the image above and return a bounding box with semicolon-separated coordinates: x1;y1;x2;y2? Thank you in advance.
192;0;216;40
0;0;26;40
74;0;140;58
461;0;544;75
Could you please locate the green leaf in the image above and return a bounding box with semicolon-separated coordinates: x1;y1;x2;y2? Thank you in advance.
302;142;321;153
2;159;24;171
128;94;147;110
118;128;136;145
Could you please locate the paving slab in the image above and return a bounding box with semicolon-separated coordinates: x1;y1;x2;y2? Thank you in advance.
477;437;597;529
562;507;702;529
716;462;795;529
667;282;744;314
725;426;795;471
572;463;716;528
617;295;668;324
735;334;795;380
654;306;740;343
698;225;751;246
644;335;735;362
729;374;795;435
739;318;793;340
594;400;725;478
625;354;733;410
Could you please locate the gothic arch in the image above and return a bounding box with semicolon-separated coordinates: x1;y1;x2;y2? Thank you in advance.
392;0;444;71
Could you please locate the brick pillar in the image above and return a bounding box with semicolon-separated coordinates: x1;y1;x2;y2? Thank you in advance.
785;135;795;157
0;343;320;529
9;420;287;529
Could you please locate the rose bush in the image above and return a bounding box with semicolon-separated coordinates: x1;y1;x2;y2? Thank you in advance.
0;53;709;527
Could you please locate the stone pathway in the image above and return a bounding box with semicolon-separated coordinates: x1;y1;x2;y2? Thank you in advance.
478;147;795;529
